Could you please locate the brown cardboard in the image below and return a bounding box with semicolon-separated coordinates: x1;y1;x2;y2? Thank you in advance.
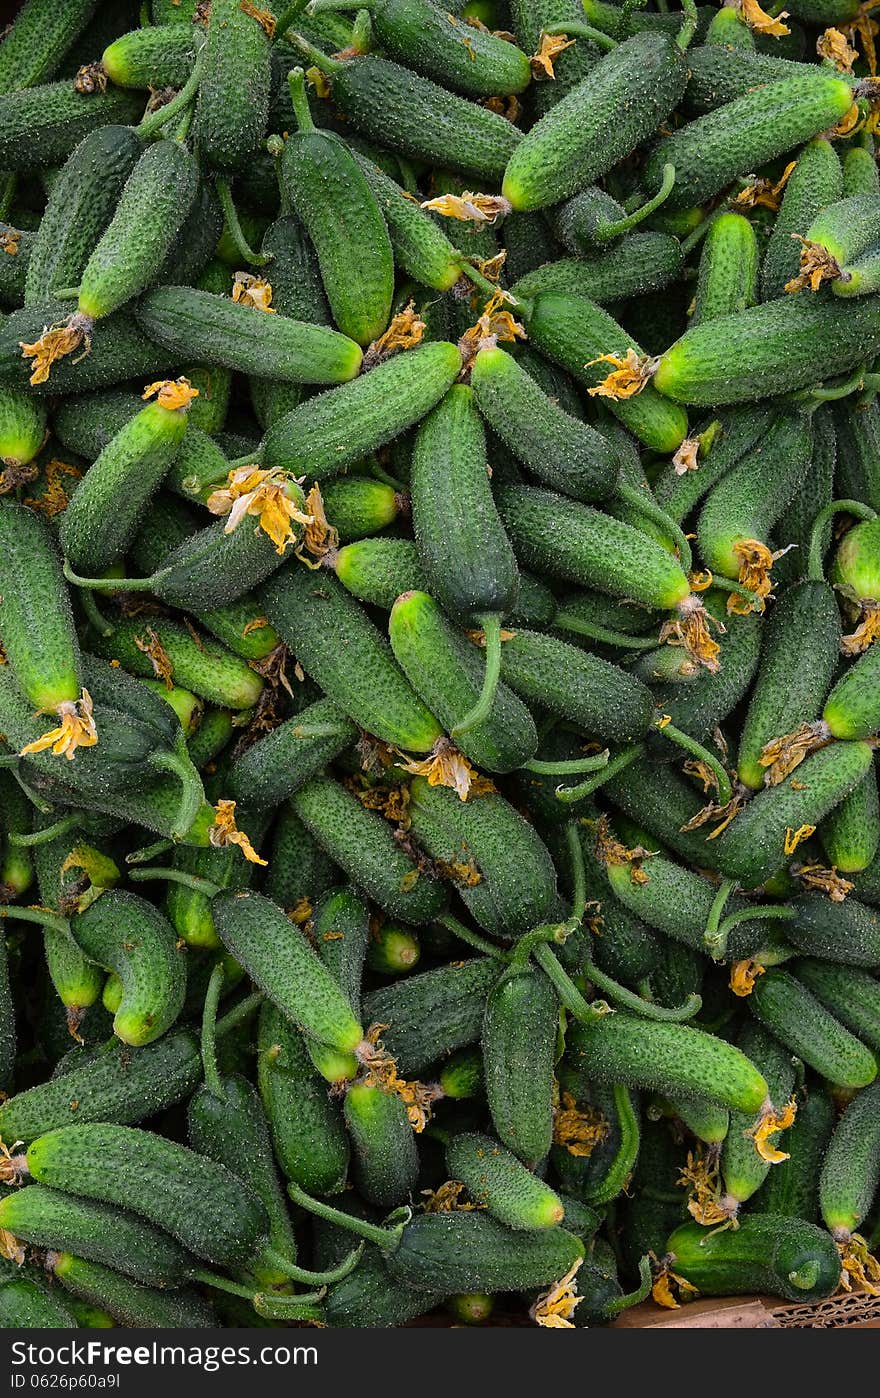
613;1289;880;1329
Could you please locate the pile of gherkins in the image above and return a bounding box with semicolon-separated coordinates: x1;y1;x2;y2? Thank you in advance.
0;0;879;1331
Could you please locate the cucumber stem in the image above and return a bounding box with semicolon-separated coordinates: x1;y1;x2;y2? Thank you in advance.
192;1269;325;1315
9;768;55;815
216;990;264;1038
63;560;167;593
552;612;657;650
200;962;225;1099
289;31;343;74
554;742;642;803
679;209;719;257
807;499;877;581
565;820;588;924
51;287;81;300
595;165;677;241
76;587;115;638
260;1242;365;1286
125;838;174;865
306;0;373;11
509;922;570;973
794;365;870;404
8;813;78;848
146;749;206;843
215;178;273;268
0;904;68;935
676;0;699;49
451;612;503;737
707;903;796;961
533;941;610;1023
273;0;311;37
286;1182;405;1250
583;958;702;1021
544;20;618;51
656;721;732;807
524;750;610;777
137;43;205;141
252;1291;326;1321
703;877;736;954
435;912;509;961
703;573;767;614
603;1255;654;1316
128;866;222;897
286;67;316;133
614;482;692;570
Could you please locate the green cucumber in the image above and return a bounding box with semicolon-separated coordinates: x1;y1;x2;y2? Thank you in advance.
164;835;257;951
1;301;175;394
482;967;557;1166
344;1082;419;1209
750;967;877;1087
819;1081;880;1238
821;766;880;874
0;82;142;172
691;212;758;326
498;628;654;743
773;405;837;584
446;1132;564;1230
292;776;448;924
352;150;464;292
48;1254;213;1329
90;616;263;710
785;895;880;968
509;234;684;308
263;803;340;914
260;341;461;478
321;476;400;542
385;1211;583;1294
249;215;329;429
833;396;880;512
194;0;271;171
752;1084;834;1221
322;1246;441;1328
653;403;775;524
331;537;422;609
0;221;33;308
261;566;442;752
823;647;880;742
257;1001;349;1196
0;0;100;92
666;1216;840;1301
0;1264;78;1328
843;135;879;199
102;24;197;89
312;887;369;1014
509;0;602;114
720;1023;797;1213
761;137;843;301
795;960;880;1054
227;698;355;809
363;956;498;1076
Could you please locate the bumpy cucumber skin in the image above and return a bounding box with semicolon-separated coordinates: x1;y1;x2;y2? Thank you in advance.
692;213;758;325
654;295;880;406
408;778;558;939
568;1014;769;1112
262;567;441;752
320;476;398;542
325;53;522;181
70;891;186;1048
102;24;197;89
0;301;175;394
482;968;557;1167
470;344;620;503
819;1081;880;1237
136;286;363;385
386;1212;583;1294
499;628;654;743
0;83;143;171
257;1002;349;1197
389;592;538;773
761;137;843;301
833;396;880;512
25;125;142;307
292;778;448;926
0;1033;201;1144
344;1083;419;1210
332;538;419;609
282;125;393;349
165;837;253;950
352;151;463;291
0;501;80;712
644;72;854;211
843;140;880;199
195;0;271;171
0;0;99;92
796;960;880;1053
786;894;880;968
0;222;33;308
654;403;774;523
364;956;498;1076
27;1123;269;1270
823;645;880;742
144;508;307;616
737;580;841;790
502;33;688;211
250;215;329;428
510;0;602;114
261;341;461;478
227;698;355;810
0;1271;78;1328
324;1246;442;1328
365;0;531;97
510;234;684;307
0;1185;193;1288
446;1132;564;1230
524;292;689;452
750;968;877;1088
496;483;690;610
91;617;263;710
59;398;188;574
721;1023;797;1208
312;887;369;1016
821;766;880;873
50;1254;214;1329
411;384;519;625
666;1216;840;1301
752;1084;834;1220
212;891;363;1054
713;741;875;887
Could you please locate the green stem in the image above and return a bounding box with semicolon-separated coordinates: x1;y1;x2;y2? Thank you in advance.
190;1272;258;1300
676;0;699;49
216;178;272;267
524;751;610;777
273;1;310;37
451;612;503;737
509;922;570;974
8;814;78;848
0;904;68;935
252;1292;326;1321
596;165;676;241
552;612;657;650
679;208;719;257
708;904;796;961
286;66;316;133
286;1182;404;1250
435;913;509;960
533;942;609;1023
201;962;225;1099
554;743;643;803
77;587;115;638
129;866;222;897
9;769;55;814
807;499;876;581
603;1255;654;1317
306;0;372;11
565;820;588;924
63;560;166;593
656;721;732;807
260;1243;364;1286
288;31;343;74
366;458;406;491
137;44;204;140
793;366;870;404
147;749;205;842
614;482;692;570
216;990;264;1039
125;838;174;866
51;286;80;300
582;1083;640;1206
703;877;736;954
458;260;529;316
544;20;618;50
582;959;702;1021
705;573;769;614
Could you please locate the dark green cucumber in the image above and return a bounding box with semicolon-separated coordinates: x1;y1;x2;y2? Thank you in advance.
408;776;558;939
227;698;355;809
833;395;880;513
821;766;880;874
773;405;837;585
470;343;620;503
90;616;262;710
692;212;758;326
322;1245;441;1328
260;340;461;478
819;1080;880;1238
445;1132;563;1230
482;967;557;1167
761;137;843;301
388;591;538;773
136;285;363;385
194;0;271;171
0;301;174;394
510;0;602;114
822;647;880;743
292;777;448;925
0;82;142;171
0;221;32;308
750;967;877;1088
502;32;690;211
257;1001;349;1196
249;215;329;429
653;403;775;524
312;887;369;1015
0;0;100;92
785;895;880;969
498;628;654;743
352;150;464;292
102;23;197;89
843;135;880;199
752;1083;834;1221
509;233;684;307
164;837;255;951
720;1023;797;1212
344;1083;419;1209
363;956;498;1076
796;960;880;1053
666;1216;840;1301
385;1211;583;1294
48;1254;213;1329
0;1186;193;1288
25;1122;268;1269
0;1263;78;1328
